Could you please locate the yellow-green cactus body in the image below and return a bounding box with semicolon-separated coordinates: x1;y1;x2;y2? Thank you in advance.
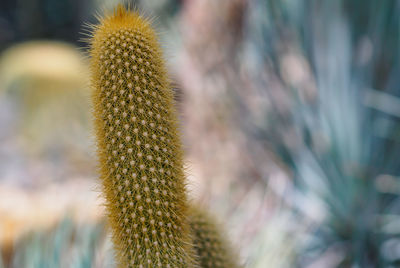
89;5;193;267
189;206;240;268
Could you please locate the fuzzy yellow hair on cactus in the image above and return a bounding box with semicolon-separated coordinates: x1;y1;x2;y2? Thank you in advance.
89;4;194;267
189;206;240;268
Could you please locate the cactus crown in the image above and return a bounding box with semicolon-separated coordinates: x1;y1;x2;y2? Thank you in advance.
89;4;193;267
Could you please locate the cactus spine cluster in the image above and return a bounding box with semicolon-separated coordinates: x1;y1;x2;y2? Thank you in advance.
89;5;193;267
189;206;239;268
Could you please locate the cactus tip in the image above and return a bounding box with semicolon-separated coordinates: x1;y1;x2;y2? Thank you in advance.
115;3;127;18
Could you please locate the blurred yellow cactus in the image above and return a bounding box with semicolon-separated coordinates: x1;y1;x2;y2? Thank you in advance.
0;41;91;156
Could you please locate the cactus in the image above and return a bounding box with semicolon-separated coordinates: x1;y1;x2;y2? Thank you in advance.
89;5;194;267
189;205;239;268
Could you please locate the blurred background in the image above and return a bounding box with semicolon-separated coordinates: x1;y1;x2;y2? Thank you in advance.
1;0;400;267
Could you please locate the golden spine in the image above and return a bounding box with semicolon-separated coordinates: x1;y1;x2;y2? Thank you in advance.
89;5;193;267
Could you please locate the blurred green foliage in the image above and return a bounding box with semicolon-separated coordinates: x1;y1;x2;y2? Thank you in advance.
8;219;112;268
241;0;400;266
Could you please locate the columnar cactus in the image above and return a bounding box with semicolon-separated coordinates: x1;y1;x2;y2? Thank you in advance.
189;206;239;268
89;5;194;267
